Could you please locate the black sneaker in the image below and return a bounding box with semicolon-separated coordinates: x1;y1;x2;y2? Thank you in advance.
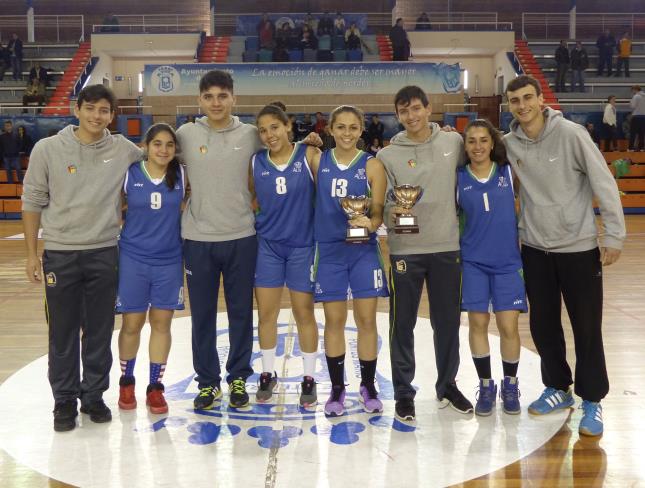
439;383;474;414
228;378;249;408
80;399;112;423
53;399;78;432
395;398;416;422
255;372;278;403
193;385;222;410
299;376;318;409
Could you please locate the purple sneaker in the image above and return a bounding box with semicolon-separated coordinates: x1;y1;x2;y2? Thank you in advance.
324;385;346;416
359;383;383;413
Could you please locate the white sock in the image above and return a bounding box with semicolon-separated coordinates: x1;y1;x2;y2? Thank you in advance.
302;351;317;378
261;347;276;374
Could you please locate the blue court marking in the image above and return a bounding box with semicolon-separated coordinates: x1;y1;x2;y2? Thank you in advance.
311;421;366;445
187;422;242;445
247;425;303;448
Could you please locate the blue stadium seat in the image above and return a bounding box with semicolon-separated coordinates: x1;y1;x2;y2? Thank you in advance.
242;50;258;62
333;36;346;50
318;35;331;51
258;49;273;62
347;49;363;62
288;50;303;62
245;36;259;51
303;49;317;62
333;49;347;61
317;50;333;62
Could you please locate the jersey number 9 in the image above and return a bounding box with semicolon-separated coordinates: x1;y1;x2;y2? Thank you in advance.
150;192;162;209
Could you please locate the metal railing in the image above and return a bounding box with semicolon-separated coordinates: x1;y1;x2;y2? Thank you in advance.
0;15;84;43
522;12;645;40
0;103;71;115
92;24;204;34
409;21;512;32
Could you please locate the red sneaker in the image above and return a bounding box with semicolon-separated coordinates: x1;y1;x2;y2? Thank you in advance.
118;376;137;410
146;383;168;414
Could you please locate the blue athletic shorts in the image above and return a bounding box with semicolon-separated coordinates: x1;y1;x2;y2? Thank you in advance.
254;237;314;293
461;261;527;313
116;252;185;313
314;241;389;302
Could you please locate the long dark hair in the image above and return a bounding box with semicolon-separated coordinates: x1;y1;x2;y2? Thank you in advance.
463;118;508;166
144;123;181;190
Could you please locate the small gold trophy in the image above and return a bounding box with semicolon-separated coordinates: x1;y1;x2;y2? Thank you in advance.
388;185;424;234
339;196;371;243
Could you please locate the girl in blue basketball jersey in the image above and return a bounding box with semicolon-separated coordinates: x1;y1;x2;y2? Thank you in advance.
310;105;389;416
456;119;526;417
116;123;186;415
250;104;321;408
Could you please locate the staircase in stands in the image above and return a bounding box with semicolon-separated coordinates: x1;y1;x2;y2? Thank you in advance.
376;35;393;61
42;41;91;116
198;36;231;63
514;40;560;110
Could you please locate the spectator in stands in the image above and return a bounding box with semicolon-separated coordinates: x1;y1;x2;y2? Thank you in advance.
596;30;615;77
17;126;33;157
272;45;288;62
8;33;23;81
301;26;318;50
629;85;645;151
367;114;385;146
298;113;315;137
100;13;120;33
314;112;327;135
603;95;618;152
390;18;410;61
623;114;631;143
22;79;46;112
276;23;291;49
321;124;335;151
334;13;346;36
615;32;631;78
368;137;382;156
585;122;600;148
416;12;431;31
0;120;23;184
554;40;569;93
256;14;273;37
0;42;10;81
29;63;49;87
345;23;362;51
287;114;297;141
317;12;334;36
569;41;588;93
303;13;316;32
259;19;275;50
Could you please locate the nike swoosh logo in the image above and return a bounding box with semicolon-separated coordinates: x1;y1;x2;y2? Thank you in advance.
233;147;242;151
443;152;452;157
103;159;112;163
548;157;558;162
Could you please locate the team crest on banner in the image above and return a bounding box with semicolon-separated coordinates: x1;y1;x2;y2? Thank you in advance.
152;66;181;94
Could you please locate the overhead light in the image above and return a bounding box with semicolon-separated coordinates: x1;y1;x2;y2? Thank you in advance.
138;72;143;93
463;69;469;90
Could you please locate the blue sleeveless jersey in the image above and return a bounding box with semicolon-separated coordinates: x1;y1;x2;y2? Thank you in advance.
314;149;374;243
119;161;185;265
252;143;314;247
457;163;522;273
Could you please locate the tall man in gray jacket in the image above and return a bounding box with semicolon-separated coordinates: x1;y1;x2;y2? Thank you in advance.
377;86;473;421
22;85;142;432
504;75;625;437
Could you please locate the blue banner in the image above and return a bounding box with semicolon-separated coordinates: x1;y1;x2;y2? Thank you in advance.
144;62;462;97
236;13;369;36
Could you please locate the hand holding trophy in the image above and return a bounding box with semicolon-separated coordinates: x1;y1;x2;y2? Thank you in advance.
388;185;424;234
339;195;371;243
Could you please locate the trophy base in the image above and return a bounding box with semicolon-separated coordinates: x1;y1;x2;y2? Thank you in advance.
346;227;370;243
394;215;419;234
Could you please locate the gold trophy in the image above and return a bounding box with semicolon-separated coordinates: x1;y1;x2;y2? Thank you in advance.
388;185;424;234
339;196;371;243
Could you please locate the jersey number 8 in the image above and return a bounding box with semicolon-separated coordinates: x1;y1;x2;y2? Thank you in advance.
275;176;287;195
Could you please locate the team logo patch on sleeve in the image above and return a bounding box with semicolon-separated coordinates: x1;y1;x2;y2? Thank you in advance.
395;260;407;274
67;165;77;174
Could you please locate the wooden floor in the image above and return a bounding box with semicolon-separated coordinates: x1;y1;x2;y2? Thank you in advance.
0;217;644;487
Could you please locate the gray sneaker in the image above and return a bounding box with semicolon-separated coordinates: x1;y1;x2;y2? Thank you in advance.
299;376;318;409
255;372;278;403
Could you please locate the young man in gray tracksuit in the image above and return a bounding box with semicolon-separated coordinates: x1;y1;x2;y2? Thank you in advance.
504;75;625;436
22;85;142;432
377;85;473;421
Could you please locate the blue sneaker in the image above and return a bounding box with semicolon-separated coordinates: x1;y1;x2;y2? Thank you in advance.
579;400;603;436
475;379;496;416
500;376;521;415
528;387;574;415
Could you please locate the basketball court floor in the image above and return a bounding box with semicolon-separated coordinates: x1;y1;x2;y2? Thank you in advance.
0;218;644;487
